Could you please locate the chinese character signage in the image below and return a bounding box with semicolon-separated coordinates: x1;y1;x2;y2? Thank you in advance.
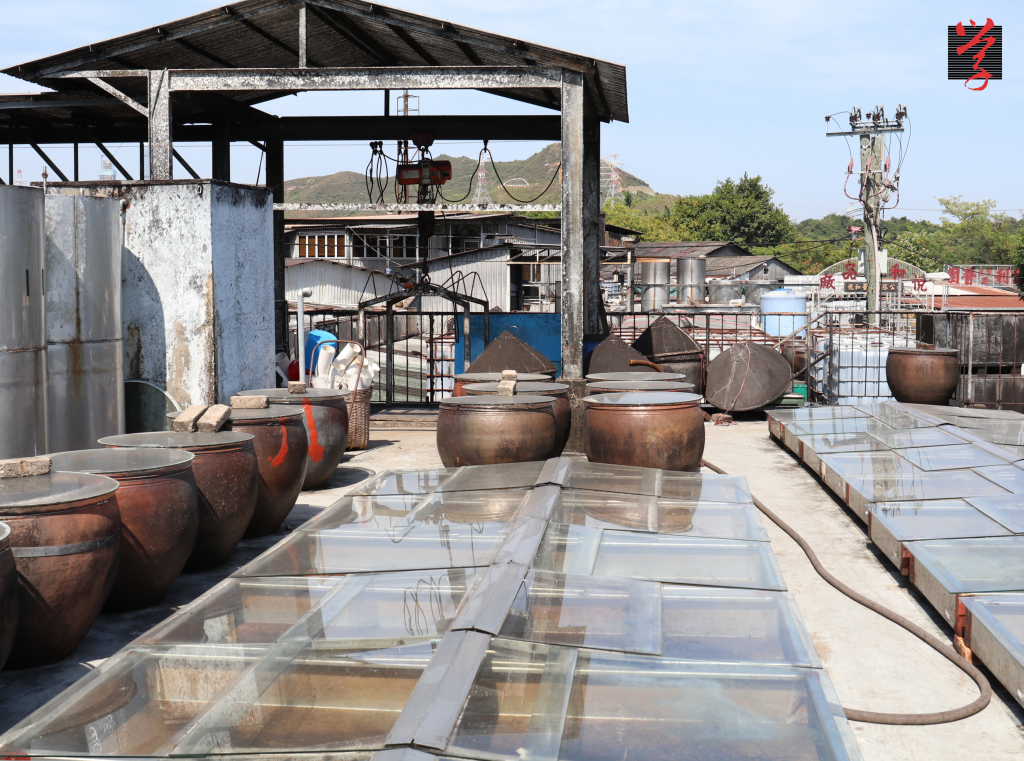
946;265;1015;286
844;281;898;293
949;19;1002;90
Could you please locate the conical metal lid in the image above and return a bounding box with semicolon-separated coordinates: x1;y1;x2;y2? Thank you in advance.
705;342;792;412
466;330;557;374
631;316;702;359
584;333;650;375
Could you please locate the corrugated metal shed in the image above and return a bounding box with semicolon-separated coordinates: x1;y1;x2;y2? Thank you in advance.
636;241;753;258
284;258;397;308
705;256;800;281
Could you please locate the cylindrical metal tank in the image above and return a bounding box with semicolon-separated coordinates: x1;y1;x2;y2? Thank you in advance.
675;258;706;305
639;260;671;311
707;280;744;304
0;186;47;458
45;195;125;452
760;289;808;338
743;281;777;305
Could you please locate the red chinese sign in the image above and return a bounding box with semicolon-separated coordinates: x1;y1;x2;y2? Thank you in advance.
842;261;857;280
912;276;927;291
819;274;835;290
889;263;907;279
955;19;998;91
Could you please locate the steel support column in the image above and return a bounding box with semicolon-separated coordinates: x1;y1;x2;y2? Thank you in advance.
212;118;231;181
266;138;287;354
148;70;173;179
560;68;584;379
582;104;602;334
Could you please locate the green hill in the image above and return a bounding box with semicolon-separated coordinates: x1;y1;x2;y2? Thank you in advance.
284;143;656;218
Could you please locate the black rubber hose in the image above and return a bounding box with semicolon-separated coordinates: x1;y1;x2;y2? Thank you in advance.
702;457;992;725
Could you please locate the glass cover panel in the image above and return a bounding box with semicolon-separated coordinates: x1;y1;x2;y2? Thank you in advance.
497;571;661;655
555;652;850;761
972;465;1024;494
657;499;767;540
868;501;1011;542
661;587;818;667
908;537;1024;594
788;417;892;436
549;489;655;532
856;403;935;429
309;490;530;533
965;494;1024;533
439;462;547;492
865;427;967;449
773;406;869;421
448;638;577;761
961;594;1024;663
140;578;338;645
893;445;1007;471
799;433;889;456
284;568;482;643
0;645;265;757
171;640;433;755
822;453;1010;502
352;469;455;496
660;473;752;503
561;461;661;495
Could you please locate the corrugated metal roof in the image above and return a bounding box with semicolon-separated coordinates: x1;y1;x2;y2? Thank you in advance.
705;255;800;278
3;0;628;124
635;241;753;258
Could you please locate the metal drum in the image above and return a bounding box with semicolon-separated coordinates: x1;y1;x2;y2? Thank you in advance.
100;432;258;570
49;448;199;611
707;280;744;304
886;348;960;405
238;389;349;490
584;392;705;472
0;521;17;671
586;380;695;395
45;195;124;452
640;260;671;311
437;395;558;467
463;382;570;456
453;372;549;397
676;257;706;306
587;372;686;382
0;471;120;667
0;186;47;458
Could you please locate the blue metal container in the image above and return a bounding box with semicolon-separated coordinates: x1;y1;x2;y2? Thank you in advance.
760;289;808;338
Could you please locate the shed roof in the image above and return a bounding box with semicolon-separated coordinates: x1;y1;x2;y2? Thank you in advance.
635;241;753;258
705;255;798;278
2;0;628;124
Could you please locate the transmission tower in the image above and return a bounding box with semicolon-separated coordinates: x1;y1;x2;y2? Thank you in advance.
601;154;625;206
471;160;493;204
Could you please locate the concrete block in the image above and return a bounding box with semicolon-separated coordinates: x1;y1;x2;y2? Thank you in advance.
231;395;269;409
172;404;210;432
197;404;231;433
288;382;306;394
501;370;518;381
0;456;51;478
497;380;516;396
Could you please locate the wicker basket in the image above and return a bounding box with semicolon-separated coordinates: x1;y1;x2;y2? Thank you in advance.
347;386;372;450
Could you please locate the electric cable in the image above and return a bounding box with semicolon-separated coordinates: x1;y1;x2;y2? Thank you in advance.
436;148;485;204
701;457;993;725
485;147;561;204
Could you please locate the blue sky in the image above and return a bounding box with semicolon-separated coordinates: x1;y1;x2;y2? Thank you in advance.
2;0;1021;223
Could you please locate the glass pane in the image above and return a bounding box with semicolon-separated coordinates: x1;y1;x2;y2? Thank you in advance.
661;587;818;667
591;532;786;590
440;462;548;493
550;489;655;532
973;464;1024;494
561;461;661;495
658;500;767;540
284;568;482;643
353;470;455;496
893;445;1008;471
172;640;433;755
0;645;266;757
497;571;661;655
966;494;1024;533
823;452;1010;502
139;578;338;645
856;403;936;429
908;537;1024;594
448;638;576;761
788;417;892;436
865;427;967;449
555;652;852;761
961;594;1024;665
773;406;868;421
659;473;752;503
799;433;889;456
869;500;1010;542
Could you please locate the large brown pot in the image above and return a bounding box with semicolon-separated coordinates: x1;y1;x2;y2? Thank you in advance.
453;372;550;397
437;395;558;467
886;348;960;405
586;380;695;396
0;472;120;667
227;407;309;536
100;432;258;570
584;391;706;472
49;448;199;611
463;382;570;456
239;389;348;489
0;522;17;670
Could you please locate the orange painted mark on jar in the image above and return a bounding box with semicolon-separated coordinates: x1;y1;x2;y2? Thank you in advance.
270;422;289;467
303;399;324;462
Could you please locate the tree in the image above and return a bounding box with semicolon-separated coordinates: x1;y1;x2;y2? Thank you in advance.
1011;235;1024;301
667;174;795;247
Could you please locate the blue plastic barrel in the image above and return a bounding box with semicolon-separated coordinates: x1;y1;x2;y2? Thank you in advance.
759;289;808;338
304;329;337;374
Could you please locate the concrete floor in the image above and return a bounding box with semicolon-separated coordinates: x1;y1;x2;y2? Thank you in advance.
4;421;1024;760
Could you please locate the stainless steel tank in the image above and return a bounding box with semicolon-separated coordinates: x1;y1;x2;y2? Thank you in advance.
675;257;706;305
743;280;777;305
0;186;47;457
45;195;124;451
640;260;671;311
707;280;744;304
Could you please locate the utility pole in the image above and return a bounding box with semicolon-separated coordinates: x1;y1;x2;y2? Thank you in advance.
827;105;906;322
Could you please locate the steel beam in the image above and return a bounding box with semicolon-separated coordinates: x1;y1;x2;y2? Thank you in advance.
0;98;118;110
298;2;308;68
266;139;287;352
85;78;147;115
275;202;560;212
29;143;69;181
94;141;133;180
212;118;230;181
166;66;561;92
148;70;173;179
582;105;602;334
173;149;200;179
560;68;584;379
